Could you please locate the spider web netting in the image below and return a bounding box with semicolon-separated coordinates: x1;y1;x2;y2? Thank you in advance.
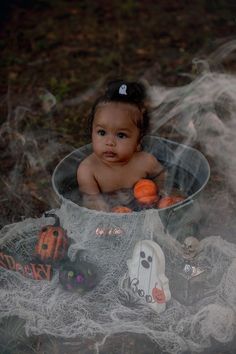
0;200;236;354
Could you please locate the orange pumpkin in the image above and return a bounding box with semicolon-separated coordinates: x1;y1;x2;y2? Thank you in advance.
152;286;166;304
134;179;158;204
35;212;68;262
111;206;132;213
158;195;185;209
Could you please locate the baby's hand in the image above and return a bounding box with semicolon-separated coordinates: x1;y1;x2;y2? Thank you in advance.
82;193;110;212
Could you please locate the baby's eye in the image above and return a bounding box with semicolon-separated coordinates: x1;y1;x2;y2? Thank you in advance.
97;129;106;136
117;132;127;139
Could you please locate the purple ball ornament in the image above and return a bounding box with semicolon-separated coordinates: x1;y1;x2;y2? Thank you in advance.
59;251;98;294
76;274;85;284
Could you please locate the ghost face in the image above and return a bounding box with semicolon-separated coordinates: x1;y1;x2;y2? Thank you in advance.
140;250;153;269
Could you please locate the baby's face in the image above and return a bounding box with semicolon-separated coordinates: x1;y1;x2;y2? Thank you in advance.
92;102;141;165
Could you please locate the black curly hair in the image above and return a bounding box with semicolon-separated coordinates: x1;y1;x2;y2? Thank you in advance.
88;79;150;139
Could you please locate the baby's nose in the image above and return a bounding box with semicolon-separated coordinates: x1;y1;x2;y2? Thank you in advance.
105;135;115;146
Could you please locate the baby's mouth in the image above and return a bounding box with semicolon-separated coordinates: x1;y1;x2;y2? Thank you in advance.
103;151;116;158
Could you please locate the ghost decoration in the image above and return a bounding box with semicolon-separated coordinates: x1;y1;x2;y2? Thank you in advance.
119;84;127;95
125;240;171;313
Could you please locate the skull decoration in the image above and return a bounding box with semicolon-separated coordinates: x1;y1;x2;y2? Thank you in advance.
182;236;200;260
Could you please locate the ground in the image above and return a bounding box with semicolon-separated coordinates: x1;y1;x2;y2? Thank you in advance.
0;1;236;353
1;0;236;226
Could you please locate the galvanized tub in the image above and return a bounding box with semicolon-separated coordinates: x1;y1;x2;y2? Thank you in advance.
52;135;210;241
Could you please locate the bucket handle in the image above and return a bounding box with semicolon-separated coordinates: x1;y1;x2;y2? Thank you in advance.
164;198;194;233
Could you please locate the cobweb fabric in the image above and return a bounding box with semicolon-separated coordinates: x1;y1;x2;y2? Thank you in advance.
0;201;236;354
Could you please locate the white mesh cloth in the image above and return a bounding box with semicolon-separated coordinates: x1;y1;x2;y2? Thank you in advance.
0;200;236;354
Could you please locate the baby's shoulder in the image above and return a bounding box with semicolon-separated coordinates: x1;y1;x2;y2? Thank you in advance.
79;153;97;165
136;151;163;175
77;154;96;173
137;151;157;164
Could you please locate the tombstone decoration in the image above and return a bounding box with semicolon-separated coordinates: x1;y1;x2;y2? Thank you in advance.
122;240;171;313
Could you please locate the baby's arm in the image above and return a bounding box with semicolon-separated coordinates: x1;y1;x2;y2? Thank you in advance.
77;161;109;212
145;153;167;193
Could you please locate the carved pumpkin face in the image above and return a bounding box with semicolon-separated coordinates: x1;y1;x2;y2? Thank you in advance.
133;179;159;205
152;286;166;304
35;213;68;262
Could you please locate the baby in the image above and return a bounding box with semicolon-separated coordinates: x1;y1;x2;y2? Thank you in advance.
77;80;165;211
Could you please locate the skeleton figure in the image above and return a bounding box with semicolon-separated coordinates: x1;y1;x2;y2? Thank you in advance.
182;236;200;260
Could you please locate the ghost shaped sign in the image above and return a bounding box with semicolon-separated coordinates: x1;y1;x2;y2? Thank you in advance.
126;240;171;313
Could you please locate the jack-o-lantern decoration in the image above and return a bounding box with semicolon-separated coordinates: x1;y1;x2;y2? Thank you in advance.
152;285;166;304
158;195;185;209
35;212;68;262
134;179;159;205
111;206;132;213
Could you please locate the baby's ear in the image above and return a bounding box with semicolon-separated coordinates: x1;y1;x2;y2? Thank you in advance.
136;143;141;152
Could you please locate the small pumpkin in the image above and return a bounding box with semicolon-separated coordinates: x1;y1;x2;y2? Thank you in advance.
158;195;185;209
111;206;132;213
134;179;158;205
152;286;166;304
35;212;68;262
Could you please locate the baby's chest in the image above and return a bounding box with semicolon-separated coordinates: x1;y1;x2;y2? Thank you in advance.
95;166;146;192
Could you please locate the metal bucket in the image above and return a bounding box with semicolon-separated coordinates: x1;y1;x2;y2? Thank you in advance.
52;135;210;241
